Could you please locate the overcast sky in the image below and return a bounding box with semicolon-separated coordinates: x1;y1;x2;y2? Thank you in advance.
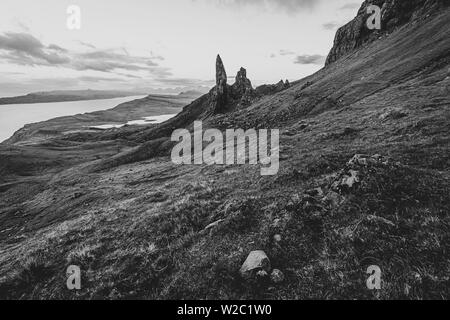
0;0;361;97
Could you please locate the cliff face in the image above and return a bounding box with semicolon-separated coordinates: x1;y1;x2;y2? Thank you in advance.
326;0;448;65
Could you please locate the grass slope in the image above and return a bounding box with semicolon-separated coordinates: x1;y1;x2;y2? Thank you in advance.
0;9;449;300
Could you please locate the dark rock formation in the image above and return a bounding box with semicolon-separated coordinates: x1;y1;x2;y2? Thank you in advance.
231;67;256;108
210;56;256;113
326;0;448;65
211;54;229;113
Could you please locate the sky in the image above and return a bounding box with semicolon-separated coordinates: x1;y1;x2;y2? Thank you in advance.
0;0;362;97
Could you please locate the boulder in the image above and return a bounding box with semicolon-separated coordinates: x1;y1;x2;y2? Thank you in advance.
239;250;271;278
270;269;285;284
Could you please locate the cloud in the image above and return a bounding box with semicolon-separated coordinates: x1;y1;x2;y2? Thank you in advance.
78;76;126;83
0;32;217;94
203;0;321;13
78;41;96;49
322;21;341;30
150;51;165;61
0;32;170;77
0;32;70;66
279;49;296;56
294;54;326;65
73;50;160;72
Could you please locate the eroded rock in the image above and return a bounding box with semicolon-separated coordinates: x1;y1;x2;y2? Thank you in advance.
240;250;271;278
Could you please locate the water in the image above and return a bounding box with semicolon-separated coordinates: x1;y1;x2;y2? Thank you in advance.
0;95;147;142
90;114;176;130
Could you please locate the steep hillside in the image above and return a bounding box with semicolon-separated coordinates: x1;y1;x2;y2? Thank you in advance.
0;0;449;300
326;0;449;64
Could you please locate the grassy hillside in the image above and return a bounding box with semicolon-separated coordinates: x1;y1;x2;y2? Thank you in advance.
0;6;449;300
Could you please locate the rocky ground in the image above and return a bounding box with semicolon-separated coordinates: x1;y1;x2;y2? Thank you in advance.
0;0;449;299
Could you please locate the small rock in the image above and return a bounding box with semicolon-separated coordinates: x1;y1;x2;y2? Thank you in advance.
271;218;282;228
342;170;360;188
72;192;83;199
240;250;271;278
256;270;269;278
270;269;285;284
305;187;324;197
379;108;408;121
273;234;282;243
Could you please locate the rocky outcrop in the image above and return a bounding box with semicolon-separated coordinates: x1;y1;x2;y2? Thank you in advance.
254;80;290;96
239;250;271;279
326;0;449;65
211;54;229;113
210;55;256;113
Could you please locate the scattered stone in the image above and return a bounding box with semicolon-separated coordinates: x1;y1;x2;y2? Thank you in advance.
283;130;296;137
323;191;343;207
348;154;389;167
240;250;271;278
297;122;309;130
366;215;395;227
331;154;394;194
72;192;83;199
342;170;360;188
270;269;285;284
273;234;282;243
300;81;313;90
256;270;269;278
379;108;408;121
331;169;359;192
204;219;224;231
305;187;324;197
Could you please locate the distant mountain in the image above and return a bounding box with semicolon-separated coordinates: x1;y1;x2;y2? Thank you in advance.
0;89;147;105
177;90;206;99
144;86;211;96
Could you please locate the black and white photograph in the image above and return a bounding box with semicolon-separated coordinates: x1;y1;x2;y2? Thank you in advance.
0;0;449;304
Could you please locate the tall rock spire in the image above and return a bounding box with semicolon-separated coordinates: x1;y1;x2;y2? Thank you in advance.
216;54;227;88
212;54;228;113
232;67;253;96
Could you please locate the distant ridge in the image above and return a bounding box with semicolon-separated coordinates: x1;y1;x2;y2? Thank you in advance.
0;90;147;105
